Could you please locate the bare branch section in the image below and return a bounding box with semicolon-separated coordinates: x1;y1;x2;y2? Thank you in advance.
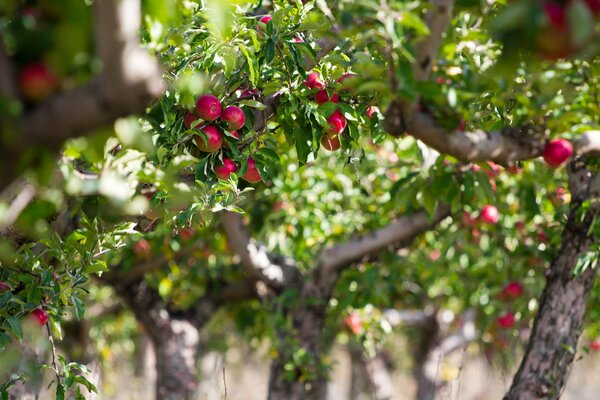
413;0;455;82
505;160;600;400
0;35;19;101
221;211;301;291
1;0;165;190
315;204;451;290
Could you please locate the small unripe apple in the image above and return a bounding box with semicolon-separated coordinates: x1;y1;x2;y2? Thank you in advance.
305;72;326;90
31;308;48;326
497;312;516;329
221;106;246;131
344;313;363;335
327;110;347;135
19;62;57;101
314;90;339;105
321;132;341;151
503;282;524;298
242;158;262;183
480;205;499;225
195;94;222;121
543;138;573;167
0;281;11;292
195;125;223;153
214;158;238;180
184;111;200;129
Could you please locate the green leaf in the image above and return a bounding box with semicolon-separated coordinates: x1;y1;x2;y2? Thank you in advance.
6;317;22;340
265;39;276;63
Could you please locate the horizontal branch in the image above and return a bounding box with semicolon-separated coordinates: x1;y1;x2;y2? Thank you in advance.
315;204;451;290
221;211;301;291
1;0;165;191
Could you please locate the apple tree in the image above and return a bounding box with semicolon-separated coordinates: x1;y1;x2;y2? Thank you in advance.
0;0;599;399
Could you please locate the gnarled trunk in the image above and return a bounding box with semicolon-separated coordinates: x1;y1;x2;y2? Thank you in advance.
113;280;200;400
505;162;599;400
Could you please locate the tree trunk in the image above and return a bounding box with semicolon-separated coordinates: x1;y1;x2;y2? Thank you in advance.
505;161;599;400
504;212;597;399
413;315;441;400
349;344;395;400
113;280;200;400
267;283;329;400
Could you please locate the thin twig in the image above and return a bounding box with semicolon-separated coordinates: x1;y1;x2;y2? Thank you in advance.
239;128;267;152
46;321;62;386
0;183;36;234
222;365;227;400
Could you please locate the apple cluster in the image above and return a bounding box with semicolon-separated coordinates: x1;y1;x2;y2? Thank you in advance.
304;71;378;151
184;94;261;183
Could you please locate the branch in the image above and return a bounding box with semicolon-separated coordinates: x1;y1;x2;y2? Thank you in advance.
315;204;451;290
0;183;36;234
1;0;165;190
383;309;434;327
413;0;455;82
0;34;18;101
221;211;301;291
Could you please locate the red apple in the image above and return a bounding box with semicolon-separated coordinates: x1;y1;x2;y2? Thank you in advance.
239;88;260;99
31;308;48;326
292;37;304;43
327;110;347;135
195;125;223;153
221;106;246;131
344;313;363;335
366;106;379;119
257;15;272;32
591;339;600;351
321;132;341;151
543;138;573;167
195;94;222;121
429;249;442;261
503;282;524;298
214;158;238;180
480;205;499;225
133;239;152;259
544;1;567;29
305;72;326;90
314;90;339;105
0;281;11;292
242;158;262;183
462;211;478;227
486;162;501;178
585;0;600;15
184;111;200;129
230;131;240;139
179;228;195;242
19;62;57;101
497;312;516;328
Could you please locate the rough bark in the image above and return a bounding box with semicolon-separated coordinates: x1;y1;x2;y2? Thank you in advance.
505;160;600;400
349;344;395;400
112;280;200;400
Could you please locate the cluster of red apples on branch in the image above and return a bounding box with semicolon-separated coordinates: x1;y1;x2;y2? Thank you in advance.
184;94;261;183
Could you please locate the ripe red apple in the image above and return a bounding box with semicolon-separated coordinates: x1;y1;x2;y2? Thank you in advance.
31;308;48;326
195;94;222;121
543;1;567;29
257;15;272;32
591;339;600;351
429;249;442;261
241;158;262;183
19;62;57;101
184;111;200;129
221;106;246;131
0;281;11;292
321;132;341;151
214;158;238;180
586;0;600;15
230;131;240;139
486;162;501;178
314;90;339;105
366;106;379;119
543;138;573;167
195;125;223;153
133;239;152;259
503;282;524;298
292;37;304;43
497;312;516;329
344;313;363;335
327;110;347;135
480;205;499;225
239;88;260;99
305;72;326;90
